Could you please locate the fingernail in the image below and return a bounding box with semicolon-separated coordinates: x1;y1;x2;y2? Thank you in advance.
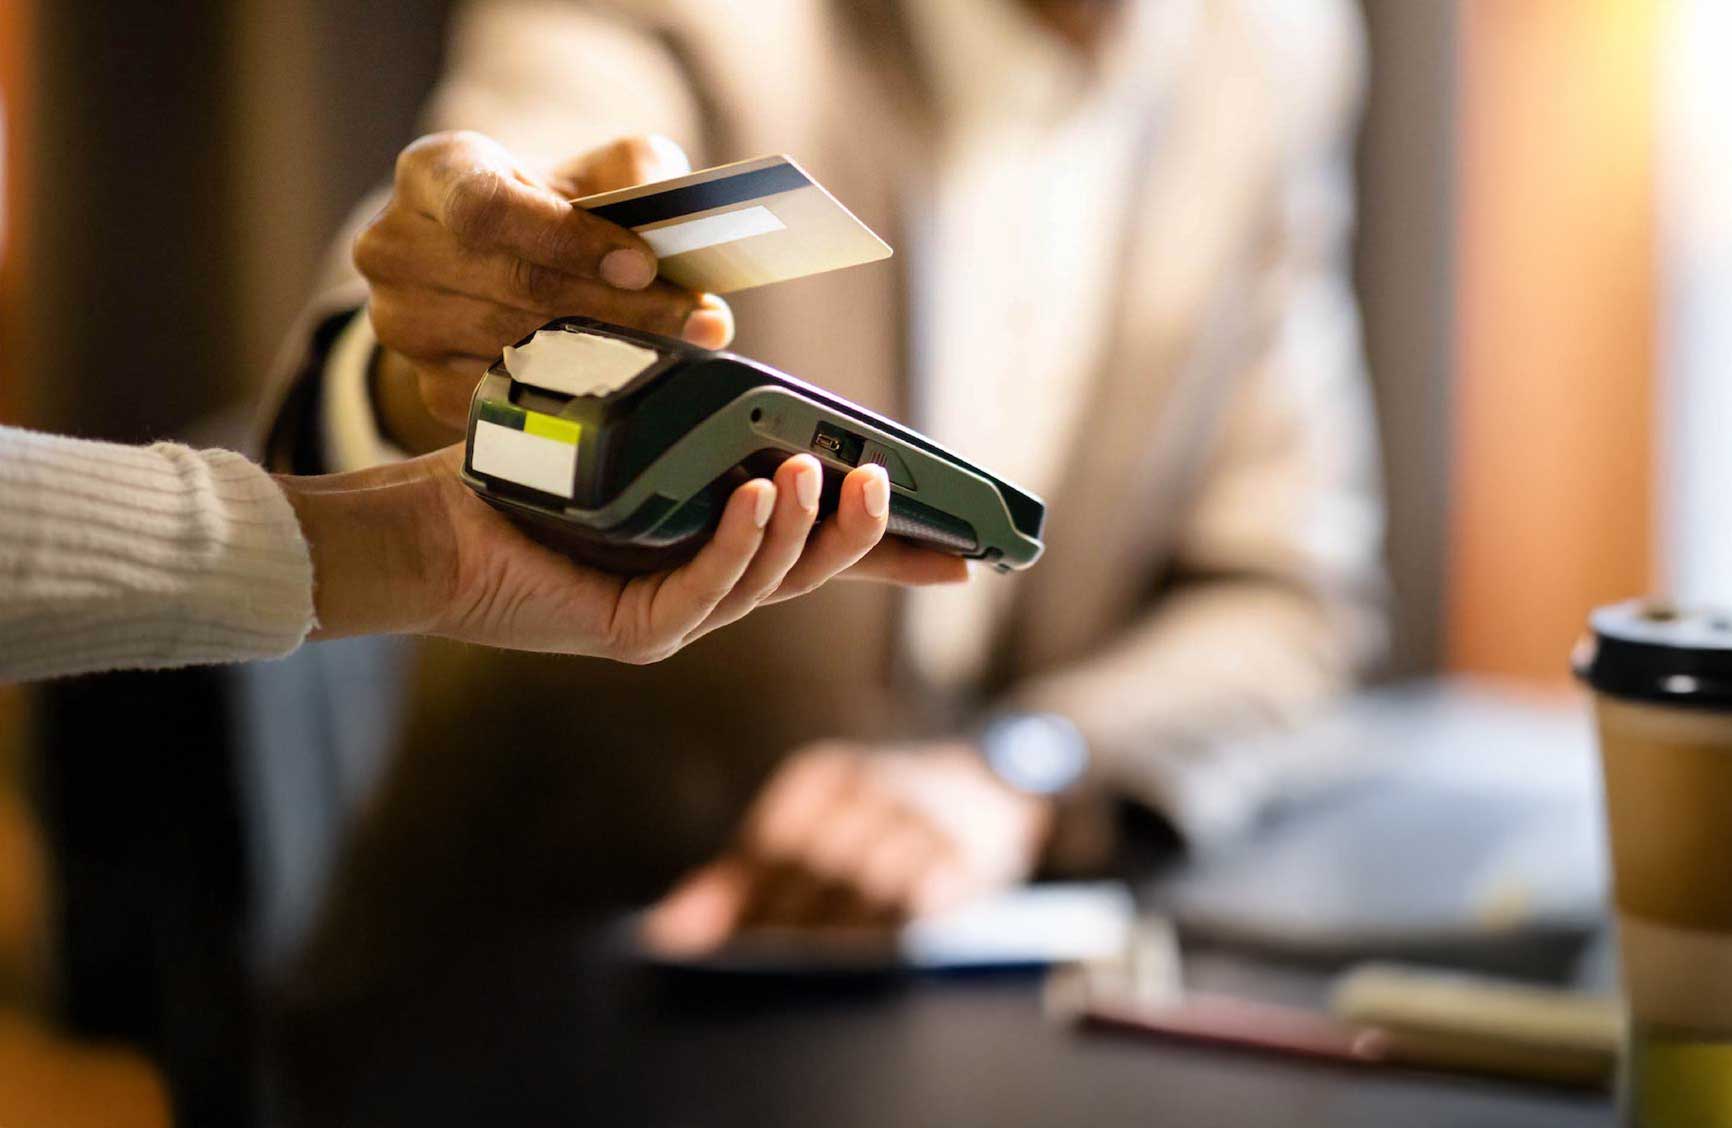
600;248;656;289
646;133;693;177
753;483;776;528
862;466;890;519
682;306;732;348
794;458;821;510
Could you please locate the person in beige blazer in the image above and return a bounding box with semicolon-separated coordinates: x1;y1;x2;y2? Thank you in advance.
260;0;1385;969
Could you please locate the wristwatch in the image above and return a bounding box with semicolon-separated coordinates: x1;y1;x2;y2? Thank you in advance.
976;711;1090;797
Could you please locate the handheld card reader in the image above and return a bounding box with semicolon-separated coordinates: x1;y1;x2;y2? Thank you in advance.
461;317;1045;574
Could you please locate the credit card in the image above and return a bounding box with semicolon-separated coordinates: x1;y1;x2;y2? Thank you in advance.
573;155;892;294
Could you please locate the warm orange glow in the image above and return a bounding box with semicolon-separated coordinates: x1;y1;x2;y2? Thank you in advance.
1450;0;1658;684
0;0;34;817
0;0;35;424
0;1011;171;1128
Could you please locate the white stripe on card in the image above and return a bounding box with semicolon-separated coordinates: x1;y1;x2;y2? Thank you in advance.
639;205;786;257
471;420;578;498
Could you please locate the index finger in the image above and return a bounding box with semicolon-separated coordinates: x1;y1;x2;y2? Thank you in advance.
761;464;891;603
396;131;658;289
836;539;971;587
632;479;776;648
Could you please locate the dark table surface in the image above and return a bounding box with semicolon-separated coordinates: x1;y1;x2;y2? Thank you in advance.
266;684;1622;1126
272;922;1616;1128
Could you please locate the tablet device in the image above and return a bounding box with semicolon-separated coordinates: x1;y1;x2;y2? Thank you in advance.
461;318;1046;573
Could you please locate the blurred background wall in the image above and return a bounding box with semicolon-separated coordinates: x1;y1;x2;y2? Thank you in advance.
0;0;33;426
1355;1;1456;678
1449;0;1658;684
1661;0;1732;610
226;0;450;412
15;0;449;442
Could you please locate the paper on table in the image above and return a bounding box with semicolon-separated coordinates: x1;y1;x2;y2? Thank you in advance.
901;882;1135;968
637;882;1136;973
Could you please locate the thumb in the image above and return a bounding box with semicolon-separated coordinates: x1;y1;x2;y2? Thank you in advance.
553;134;692;198
642;857;754;957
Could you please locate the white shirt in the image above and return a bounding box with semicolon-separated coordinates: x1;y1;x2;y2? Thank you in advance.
901;0;1155;686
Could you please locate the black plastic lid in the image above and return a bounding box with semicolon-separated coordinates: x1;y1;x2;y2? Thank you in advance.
1573;599;1732;709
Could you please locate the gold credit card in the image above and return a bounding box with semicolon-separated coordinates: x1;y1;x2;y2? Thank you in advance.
573;154;892;294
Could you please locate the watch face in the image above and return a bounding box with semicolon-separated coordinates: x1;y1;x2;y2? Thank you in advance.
982;713;1089;796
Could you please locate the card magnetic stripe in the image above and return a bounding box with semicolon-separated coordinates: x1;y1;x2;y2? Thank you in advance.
479;398;581;445
584;163;812;229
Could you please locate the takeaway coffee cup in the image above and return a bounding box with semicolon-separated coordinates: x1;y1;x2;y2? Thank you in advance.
1575;600;1732;1126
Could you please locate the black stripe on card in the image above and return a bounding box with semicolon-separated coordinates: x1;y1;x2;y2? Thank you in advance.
583;162;811;229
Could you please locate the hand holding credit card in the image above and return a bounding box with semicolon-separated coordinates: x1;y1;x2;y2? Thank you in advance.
354;133;891;436
572;154;893;293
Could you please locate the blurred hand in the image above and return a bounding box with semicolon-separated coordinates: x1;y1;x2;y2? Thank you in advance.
644;741;1053;955
279;449;970;663
354;130;732;439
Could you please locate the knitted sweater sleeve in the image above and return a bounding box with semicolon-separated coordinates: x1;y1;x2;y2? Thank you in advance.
0;426;315;681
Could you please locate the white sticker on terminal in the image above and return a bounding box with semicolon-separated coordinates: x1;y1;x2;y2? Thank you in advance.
503;328;658;398
471;420;578;498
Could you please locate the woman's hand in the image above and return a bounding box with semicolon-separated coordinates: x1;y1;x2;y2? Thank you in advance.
644;741;1052;956
276;446;968;663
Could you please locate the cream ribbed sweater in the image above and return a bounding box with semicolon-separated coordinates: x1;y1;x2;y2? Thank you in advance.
0;425;315;682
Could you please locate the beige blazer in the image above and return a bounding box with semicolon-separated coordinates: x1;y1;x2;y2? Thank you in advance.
260;0;1385;942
